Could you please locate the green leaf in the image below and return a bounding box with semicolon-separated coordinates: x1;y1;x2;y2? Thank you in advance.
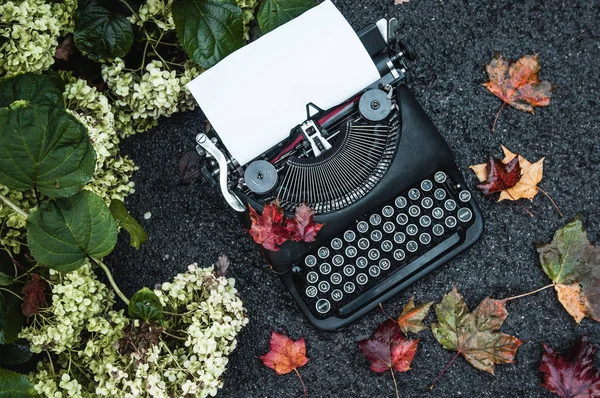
128;287;163;323
172;0;244;69
0;344;33;366
0;272;12;286
109;200;148;249
27;191;117;271
257;0;316;34
536;215;592;284
0;290;25;344
0;103;96;198
0;73;64;109
74;0;134;61
0;369;37;397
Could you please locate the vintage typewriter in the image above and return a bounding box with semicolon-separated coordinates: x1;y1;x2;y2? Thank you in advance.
189;2;484;331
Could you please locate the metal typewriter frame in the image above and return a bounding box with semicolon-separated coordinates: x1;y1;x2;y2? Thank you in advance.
194;19;484;331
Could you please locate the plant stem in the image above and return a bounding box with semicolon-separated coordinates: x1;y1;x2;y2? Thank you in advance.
0;287;23;300
430;350;460;390
505;189;534;218
0;192;28;218
390;368;400;398
537;187;563;217
379;303;396;322
503;284;554;302
89;258;130;305
293;368;307;398
118;0;139;20
492;102;506;132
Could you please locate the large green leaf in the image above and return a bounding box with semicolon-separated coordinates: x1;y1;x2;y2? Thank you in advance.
27;190;117;271
74;0;134;61
128;287;163;323
0;290;24;344
257;0;316;34
172;0;244;69
0;102;96;198
0;369;37;398
0;73;64;109
109;200;148;249
0;344;33;366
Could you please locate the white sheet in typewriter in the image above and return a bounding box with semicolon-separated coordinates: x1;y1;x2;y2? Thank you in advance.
186;0;380;166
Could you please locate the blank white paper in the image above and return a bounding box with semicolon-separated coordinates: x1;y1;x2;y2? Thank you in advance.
187;0;380;165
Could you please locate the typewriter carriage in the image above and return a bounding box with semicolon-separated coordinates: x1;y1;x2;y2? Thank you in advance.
195;19;416;216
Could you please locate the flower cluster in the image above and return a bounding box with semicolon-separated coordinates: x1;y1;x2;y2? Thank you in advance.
0;0;77;77
24;263;248;398
19;263;118;354
102;59;201;136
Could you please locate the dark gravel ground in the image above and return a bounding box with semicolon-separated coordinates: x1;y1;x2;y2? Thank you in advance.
108;0;600;397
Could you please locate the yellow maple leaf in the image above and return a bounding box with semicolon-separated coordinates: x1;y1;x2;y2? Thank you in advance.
469;145;544;202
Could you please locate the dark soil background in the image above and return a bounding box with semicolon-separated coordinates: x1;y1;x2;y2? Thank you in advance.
108;0;600;397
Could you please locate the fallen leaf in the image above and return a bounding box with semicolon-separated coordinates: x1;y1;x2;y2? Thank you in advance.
397;297;433;335
540;335;600;398
358;319;419;373
470;145;544;202
215;255;229;277
54;35;75;62
431;286;523;374
394;0;409;4
288;203;324;243
483;53;552;131
248;202;323;251
260;331;309;375
536;216;599;323
21;274;46;317
178;151;201;184
248;203;290;251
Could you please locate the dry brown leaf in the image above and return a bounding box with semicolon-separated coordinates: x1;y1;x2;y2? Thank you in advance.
470;145;543;202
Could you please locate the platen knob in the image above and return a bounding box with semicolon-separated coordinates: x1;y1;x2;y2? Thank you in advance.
359;89;392;122
244;160;278;194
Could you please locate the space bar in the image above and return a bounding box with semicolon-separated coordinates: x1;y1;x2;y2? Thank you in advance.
339;233;460;316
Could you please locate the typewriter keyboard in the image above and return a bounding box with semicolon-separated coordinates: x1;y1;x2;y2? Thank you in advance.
294;171;476;318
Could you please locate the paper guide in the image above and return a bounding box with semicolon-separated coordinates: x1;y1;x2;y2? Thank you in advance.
186;0;381;165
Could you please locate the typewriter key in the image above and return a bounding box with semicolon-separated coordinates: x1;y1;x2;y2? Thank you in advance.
244;160;278;194
359;89;392;122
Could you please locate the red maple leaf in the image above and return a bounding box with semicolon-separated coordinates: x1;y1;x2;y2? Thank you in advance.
288;203;324;243
475;154;522;196
248;203;290;251
358;319;419;373
248;202;324;251
540;335;600;398
21;274;47;317
260;331;309;397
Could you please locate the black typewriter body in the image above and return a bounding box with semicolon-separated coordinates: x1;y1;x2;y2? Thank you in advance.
195;21;484;331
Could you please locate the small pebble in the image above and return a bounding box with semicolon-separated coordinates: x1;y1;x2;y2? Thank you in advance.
144;211;152;220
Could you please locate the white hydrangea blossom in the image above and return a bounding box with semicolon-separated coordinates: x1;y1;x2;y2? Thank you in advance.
25;263;248;398
19;263;118;354
102;58;201;136
0;0;77;77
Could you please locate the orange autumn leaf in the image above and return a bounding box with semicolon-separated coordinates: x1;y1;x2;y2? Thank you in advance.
397;297;433;335
470;145;544;202
260;331;309;375
483;53;552;131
